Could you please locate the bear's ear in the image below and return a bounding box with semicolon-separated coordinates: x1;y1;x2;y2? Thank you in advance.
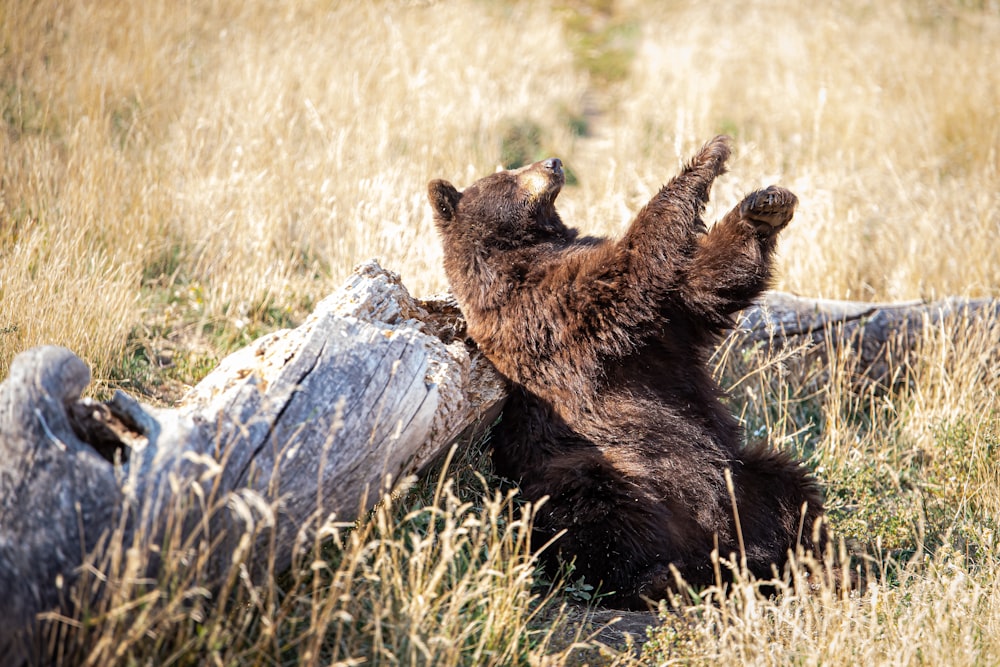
428;179;462;223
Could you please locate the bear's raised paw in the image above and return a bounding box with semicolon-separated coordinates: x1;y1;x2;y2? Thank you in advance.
740;185;798;235
687;135;732;179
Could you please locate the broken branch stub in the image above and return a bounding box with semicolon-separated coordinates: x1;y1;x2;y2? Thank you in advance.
0;347;121;633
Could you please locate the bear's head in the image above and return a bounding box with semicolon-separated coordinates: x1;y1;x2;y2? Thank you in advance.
428;158;570;250
429;158;573;311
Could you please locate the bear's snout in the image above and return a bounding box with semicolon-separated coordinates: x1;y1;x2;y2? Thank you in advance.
542;158;563;175
516;158;564;199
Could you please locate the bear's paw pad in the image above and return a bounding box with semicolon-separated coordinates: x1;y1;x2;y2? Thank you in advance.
740;185;798;233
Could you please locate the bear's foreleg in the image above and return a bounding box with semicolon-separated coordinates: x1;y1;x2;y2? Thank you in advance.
619;136;732;277
676;185;797;326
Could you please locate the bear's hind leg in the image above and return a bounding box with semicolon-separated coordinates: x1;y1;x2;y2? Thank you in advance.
525;449;698;609
729;441;827;581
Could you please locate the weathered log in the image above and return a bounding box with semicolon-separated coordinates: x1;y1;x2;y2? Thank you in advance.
0;260;504;659
1;259;997;657
737;292;1000;387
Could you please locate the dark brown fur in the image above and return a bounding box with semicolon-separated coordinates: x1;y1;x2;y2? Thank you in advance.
429;136;826;608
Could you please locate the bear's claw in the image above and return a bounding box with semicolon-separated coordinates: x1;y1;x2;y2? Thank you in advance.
740;185;797;234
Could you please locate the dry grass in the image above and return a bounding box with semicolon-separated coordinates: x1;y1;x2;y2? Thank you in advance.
3;0;1000;664
33;454;587;666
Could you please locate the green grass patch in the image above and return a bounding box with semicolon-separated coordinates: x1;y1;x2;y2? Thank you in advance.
559;0;640;87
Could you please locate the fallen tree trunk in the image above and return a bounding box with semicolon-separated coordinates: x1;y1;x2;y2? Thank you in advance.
737;291;1000;387
0;261;506;660
1;259;997;655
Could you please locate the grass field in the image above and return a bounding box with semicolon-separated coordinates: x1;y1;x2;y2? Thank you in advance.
2;0;1000;664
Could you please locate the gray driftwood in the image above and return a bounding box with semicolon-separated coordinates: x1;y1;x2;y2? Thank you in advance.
738;292;1000;387
0;260;503;659
1;259;997;656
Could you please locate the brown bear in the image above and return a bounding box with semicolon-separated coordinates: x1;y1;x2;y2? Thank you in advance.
428;135;826;608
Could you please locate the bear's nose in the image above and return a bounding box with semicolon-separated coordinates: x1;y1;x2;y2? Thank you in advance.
543;158;563;174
